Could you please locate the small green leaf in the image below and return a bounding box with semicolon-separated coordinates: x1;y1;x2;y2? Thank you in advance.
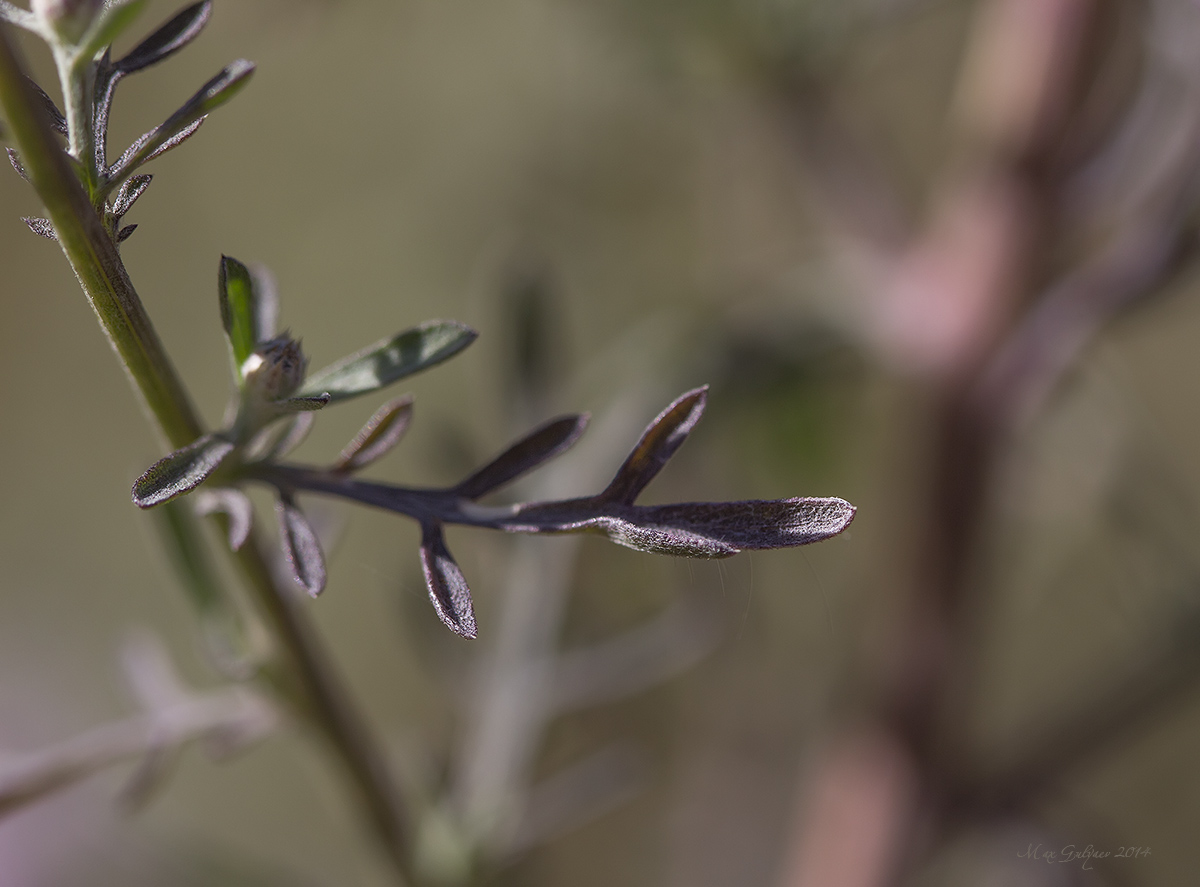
78;0;149;60
298;321;477;405
132;434;234;508
218;256;257;372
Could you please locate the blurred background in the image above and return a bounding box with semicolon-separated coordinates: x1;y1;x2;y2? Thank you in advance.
3;0;1200;884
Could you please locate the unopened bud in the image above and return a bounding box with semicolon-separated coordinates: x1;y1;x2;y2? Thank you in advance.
242;335;307;401
32;0;103;43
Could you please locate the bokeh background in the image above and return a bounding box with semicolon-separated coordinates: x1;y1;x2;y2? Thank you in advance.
3;0;1200;884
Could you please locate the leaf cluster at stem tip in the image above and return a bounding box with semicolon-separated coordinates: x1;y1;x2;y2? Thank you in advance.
1;0;857;640
131;258;856;638
4;1;251;245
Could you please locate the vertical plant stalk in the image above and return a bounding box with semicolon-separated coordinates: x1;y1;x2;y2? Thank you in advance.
781;1;1096;885
0;26;413;883
0;28;200;447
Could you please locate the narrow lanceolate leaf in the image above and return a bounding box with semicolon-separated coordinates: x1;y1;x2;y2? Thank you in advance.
111;174;152;216
78;0;150;62
512;496;856;558
132;434;235;508
23;217;55;239
277;495;326;596
114;1;212;74
333;396;414;473
419;522;476;638
116;223;137;242
6;147;27;180
24;78;66;136
600;387;707;504
298;320;478;404
218;255;258;371
273;394;331;413
193;488;254;551
454;414;589;500
109;59;253;179
141;117;202;163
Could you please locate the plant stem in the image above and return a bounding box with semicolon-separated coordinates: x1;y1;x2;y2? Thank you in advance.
0;26;413;883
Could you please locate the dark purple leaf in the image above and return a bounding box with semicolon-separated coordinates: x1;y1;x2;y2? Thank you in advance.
7;147;28;182
142;117;204;163
333;396;414;473
600;387;707;504
512;496;856;557
112;174;152;216
277;495;326;596
24;76;66;136
132;434;234;508
454;414;588;500
419;523;476;638
110;59;252;178
115;1;212;74
117;224;138;242
22;217;55;240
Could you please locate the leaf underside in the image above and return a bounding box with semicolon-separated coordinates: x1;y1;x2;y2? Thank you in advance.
132;434;234;508
277;496;327;596
419;523;477;639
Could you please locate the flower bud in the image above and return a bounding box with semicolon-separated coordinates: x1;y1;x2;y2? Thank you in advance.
32;0;103;43
241;335;307;401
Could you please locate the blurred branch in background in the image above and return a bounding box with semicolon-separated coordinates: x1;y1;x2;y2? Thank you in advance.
0;632;277;818
769;0;1200;884
416;269;721;883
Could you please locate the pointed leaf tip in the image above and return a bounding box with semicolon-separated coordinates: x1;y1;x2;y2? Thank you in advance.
23;217;56;240
132;434;234;508
419;524;477;638
298;320;478;404
218;255;257;370
627;496;857;552
454;413;589;499
109;59;252;179
277;496;327;596
601;386;708;504
333;396;415;473
115;1;213;74
511;495;855;558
